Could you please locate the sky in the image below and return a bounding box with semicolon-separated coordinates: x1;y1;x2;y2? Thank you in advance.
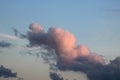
0;0;120;80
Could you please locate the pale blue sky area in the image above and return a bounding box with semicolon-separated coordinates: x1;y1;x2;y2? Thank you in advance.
0;0;120;80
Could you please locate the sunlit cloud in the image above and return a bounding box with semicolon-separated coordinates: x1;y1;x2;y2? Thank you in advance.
24;22;120;80
0;33;19;40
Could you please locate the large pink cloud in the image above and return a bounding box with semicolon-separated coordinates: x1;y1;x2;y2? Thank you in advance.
28;22;105;64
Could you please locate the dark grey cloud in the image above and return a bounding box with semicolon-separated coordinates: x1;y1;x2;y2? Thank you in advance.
49;72;64;80
0;41;12;48
0;65;17;78
87;56;120;80
57;56;120;80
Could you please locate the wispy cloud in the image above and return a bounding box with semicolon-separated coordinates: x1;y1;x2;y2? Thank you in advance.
0;33;19;40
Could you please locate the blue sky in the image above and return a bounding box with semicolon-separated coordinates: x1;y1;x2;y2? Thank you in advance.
0;0;120;80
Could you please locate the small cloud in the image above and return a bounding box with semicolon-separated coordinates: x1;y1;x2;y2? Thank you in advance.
49;72;64;80
0;41;12;48
0;65;17;78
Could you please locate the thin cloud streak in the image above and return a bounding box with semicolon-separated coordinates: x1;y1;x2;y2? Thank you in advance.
0;33;19;40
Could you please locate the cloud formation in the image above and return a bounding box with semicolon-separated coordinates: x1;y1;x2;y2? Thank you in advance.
0;65;17;78
26;22;120;80
28;22;105;64
0;41;12;48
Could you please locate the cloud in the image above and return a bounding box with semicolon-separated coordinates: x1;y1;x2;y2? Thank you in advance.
0;33;19;40
29;22;44;33
26;22;120;80
49;72;64;80
88;56;120;80
0;65;17;78
0;41;12;48
28;22;105;64
12;28;19;36
57;56;120;80
12;28;27;39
